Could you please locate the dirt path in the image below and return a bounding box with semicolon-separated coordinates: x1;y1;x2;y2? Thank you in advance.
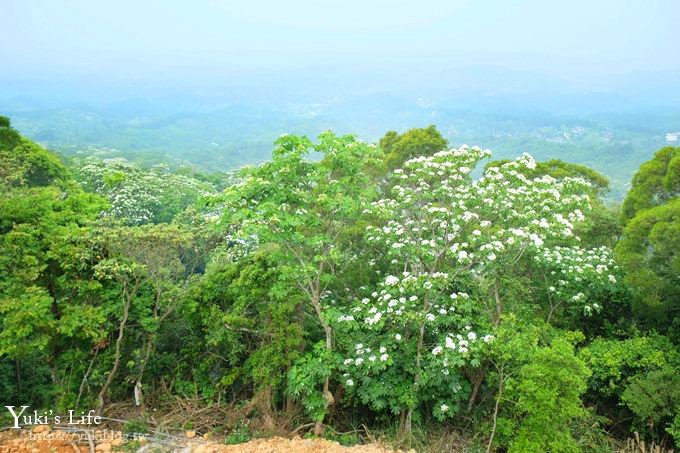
0;427;402;452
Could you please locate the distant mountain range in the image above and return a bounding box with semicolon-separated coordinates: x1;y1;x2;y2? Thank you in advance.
3;92;679;200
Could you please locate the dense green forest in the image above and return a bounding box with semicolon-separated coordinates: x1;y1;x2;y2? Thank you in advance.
1;115;680;452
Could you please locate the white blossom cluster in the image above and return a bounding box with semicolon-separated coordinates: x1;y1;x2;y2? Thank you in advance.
365;149;594;279
77;158;215;224
533;245;619;314
344;343;391;369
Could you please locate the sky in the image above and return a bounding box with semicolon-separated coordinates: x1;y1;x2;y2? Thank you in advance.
1;0;679;102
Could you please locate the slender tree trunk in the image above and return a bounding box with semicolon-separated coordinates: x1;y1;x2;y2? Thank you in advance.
311;289;334;436
467;365;487;411
97;284;132;414
134;334;154;409
404;408;413;448
137;335;154;384
487;365;506;453
76;350;98;409
135;288;172;409
323;323;333;400
397;409;407;440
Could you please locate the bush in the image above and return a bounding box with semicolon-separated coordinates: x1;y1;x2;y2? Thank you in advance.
503;337;591;453
621;366;680;444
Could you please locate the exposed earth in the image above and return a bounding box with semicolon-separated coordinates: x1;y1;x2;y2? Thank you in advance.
0;426;401;452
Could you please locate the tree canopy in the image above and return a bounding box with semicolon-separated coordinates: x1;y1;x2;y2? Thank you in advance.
379;125;448;170
621;146;680;223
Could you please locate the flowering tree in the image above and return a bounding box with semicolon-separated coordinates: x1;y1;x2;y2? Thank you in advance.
77;158;215;224
331;146;618;439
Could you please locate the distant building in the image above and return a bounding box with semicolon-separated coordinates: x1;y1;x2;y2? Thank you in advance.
666;132;679;144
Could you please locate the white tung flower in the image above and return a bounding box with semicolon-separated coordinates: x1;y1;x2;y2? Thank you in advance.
366;312;383;325
440;404;449;412
385;275;399;286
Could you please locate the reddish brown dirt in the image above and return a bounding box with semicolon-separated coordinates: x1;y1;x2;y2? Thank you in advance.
194;436;399;452
0;428;402;452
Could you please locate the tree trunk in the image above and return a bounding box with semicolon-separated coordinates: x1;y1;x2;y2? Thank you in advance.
76;351;98;409
134;334;154;409
397;409;407;441
404;408;414;449
314;323;334;436
467;366;487;411
487;366;506;453
96;286;132;414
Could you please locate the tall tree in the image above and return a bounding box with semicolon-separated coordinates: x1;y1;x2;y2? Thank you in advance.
379;125;448;170
220;132;383;433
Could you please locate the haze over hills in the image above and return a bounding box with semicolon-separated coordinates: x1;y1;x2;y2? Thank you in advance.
2;0;679;199
2;86;679;199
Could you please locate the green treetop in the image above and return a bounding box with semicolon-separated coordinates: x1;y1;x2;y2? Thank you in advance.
379;125;448;170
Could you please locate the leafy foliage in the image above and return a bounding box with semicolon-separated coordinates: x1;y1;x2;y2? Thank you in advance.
621;366;680;444
504;337;591;453
616;197;680;325
379;125;448;170
621;146;680;223
2;116;680;451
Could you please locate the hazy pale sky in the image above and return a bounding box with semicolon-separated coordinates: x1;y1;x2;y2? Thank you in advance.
1;0;679;99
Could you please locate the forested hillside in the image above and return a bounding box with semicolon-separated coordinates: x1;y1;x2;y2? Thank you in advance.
1;116;679;452
5;94;678;200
